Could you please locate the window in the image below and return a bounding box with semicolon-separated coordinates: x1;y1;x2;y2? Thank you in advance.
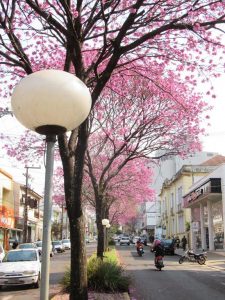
177;186;183;205
170;193;174;208
178;215;184;233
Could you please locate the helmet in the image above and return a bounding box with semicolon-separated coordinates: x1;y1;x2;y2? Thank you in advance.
153;239;161;247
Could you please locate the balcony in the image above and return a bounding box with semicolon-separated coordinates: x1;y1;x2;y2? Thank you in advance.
170;207;174;215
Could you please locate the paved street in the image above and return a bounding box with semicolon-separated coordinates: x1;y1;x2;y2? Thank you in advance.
0;243;96;300
116;244;225;300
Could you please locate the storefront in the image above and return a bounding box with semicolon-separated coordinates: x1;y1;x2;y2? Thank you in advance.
0;205;15;250
183;164;225;251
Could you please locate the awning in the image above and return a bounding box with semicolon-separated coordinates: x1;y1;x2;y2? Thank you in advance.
6;228;23;232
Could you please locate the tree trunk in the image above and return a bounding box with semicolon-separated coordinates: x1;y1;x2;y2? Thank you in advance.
96;195;104;258
58;122;88;300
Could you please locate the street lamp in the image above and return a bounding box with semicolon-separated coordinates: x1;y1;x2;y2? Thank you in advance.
102;219;109;253
106;223;111;252
11;69;91;300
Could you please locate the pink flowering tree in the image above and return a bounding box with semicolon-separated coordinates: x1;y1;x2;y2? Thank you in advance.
1;1;225;298
85;76;209;257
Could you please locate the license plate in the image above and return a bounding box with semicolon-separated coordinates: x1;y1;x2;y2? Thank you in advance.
6;278;20;284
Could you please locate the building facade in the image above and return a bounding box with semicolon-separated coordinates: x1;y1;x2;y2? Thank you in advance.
159;165;216;244
148;151;218;239
0;168;16;250
184;163;225;251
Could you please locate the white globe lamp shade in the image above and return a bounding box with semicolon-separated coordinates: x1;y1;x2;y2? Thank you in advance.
11;70;92;135
102;219;109;226
106;224;111;229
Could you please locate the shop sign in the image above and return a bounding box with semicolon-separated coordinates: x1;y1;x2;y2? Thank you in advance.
186;189;203;203
0;205;15;228
0;215;15;228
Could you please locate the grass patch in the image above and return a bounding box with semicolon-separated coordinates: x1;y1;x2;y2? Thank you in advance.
61;249;130;293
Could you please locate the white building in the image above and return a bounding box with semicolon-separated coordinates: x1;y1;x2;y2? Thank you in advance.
184;161;225;251
146;151;218;238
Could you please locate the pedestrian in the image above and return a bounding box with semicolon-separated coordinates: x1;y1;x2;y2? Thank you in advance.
149;235;154;244
181;235;187;251
12;240;18;249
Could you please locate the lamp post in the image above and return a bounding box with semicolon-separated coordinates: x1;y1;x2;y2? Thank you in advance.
11;69;91;300
106;223;111;252
102;219;109;253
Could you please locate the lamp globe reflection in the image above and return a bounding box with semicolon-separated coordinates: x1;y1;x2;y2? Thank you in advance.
102;219;109;226
11;69;92;135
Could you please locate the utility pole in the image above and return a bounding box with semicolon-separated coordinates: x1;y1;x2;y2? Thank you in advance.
23;166;41;243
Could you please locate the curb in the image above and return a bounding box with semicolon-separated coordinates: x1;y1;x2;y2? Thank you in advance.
51;292;130;300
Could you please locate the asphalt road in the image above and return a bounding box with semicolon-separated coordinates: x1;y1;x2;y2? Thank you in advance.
117;244;225;300
0;242;97;300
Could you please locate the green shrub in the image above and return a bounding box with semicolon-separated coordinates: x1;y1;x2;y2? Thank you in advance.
60;267;70;292
87;257;130;292
60;249;130;293
108;239;116;246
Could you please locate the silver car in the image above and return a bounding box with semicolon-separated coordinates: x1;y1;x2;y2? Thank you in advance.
119;237;130;246
52;240;65;253
62;239;71;250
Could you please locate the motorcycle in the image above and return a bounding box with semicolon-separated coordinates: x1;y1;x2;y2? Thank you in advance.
155;255;164;271
179;249;207;265
137;245;144;257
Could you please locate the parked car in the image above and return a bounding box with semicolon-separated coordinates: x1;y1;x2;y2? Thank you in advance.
62;239;71;250
0;244;5;263
132;236;141;244
160;239;175;255
52;240;65;253
119;236;130;246
18;243;38;250
35;240;55;257
140;236;147;246
0;249;41;289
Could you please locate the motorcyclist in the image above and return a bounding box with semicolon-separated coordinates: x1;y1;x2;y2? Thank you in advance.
151;239;165;265
136;238;144;253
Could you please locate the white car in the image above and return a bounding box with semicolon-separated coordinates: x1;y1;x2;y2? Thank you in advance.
35;241;54;257
0;244;5;262
119;236;130;246
52;240;65;253
0;249;41;289
133;236;141;244
62;239;71;250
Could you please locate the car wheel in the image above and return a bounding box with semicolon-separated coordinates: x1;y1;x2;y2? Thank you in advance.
34;273;41;288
